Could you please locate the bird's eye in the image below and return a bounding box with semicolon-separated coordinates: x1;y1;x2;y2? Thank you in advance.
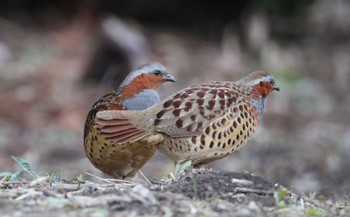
153;70;162;75
269;80;275;85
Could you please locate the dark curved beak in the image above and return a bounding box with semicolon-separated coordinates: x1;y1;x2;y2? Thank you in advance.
272;84;280;91
163;73;176;82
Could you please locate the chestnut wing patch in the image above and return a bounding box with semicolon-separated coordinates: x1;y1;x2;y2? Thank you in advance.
95;110;147;144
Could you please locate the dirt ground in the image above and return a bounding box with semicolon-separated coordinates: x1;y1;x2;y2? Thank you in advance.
1;168;348;217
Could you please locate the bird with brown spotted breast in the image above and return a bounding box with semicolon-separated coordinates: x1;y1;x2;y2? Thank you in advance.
84;62;175;179
95;71;279;174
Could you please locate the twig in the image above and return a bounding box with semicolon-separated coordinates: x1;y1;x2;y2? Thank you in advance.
84;172;136;185
138;170;152;186
235;187;273;195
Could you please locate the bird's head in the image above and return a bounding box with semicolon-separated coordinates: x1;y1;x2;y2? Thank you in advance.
237;71;279;98
120;62;175;90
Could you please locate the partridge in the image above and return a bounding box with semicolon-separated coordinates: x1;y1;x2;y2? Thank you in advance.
95;71;279;173
84;62;175;179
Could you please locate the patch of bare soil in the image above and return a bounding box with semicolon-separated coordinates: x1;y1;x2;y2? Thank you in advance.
1;169;348;217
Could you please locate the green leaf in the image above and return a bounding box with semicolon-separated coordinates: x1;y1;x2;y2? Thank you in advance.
274;186;287;203
305;208;324;216
47;169;60;182
11;156;39;178
177;160;192;175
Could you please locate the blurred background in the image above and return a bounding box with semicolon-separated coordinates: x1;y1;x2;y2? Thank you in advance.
1;0;350;199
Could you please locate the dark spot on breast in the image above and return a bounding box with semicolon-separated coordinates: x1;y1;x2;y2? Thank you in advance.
89;153;93;158
236;135;240;140
225;92;231;97
212;131;217;139
237;117;241;124
186;89;194;94
240;130;243;135
218;132;222;140
205;127;210;135
191;115;196;121
233;121;237;128
221;118;227;126
176;119;184;128
222;143;226;149
173;101;182;108
244;104;248;111
186;124;193;132
240;113;244;119
206;105;214;110
218;91;225;98
217;142;221;148
172;109;181;116
244;135;247;139
246;122;249;128
156;109;167;118
181;93;189;99
90;148;93;153
208;100;216;107
185;102;193;110
197;122;203;129
163;100;173;108
239;105;244;112
228;139;232;145
244;112;248;118
200;135;206;145
197;91;205;98
210;89;218;95
233;107;238;113
229;127;234;133
196;99;205;106
243;125;246;131
154;119;161;125
173;93;181;99
209;141;214;148
220;100;226;109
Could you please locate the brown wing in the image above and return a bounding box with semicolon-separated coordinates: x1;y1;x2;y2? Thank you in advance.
153;82;242;137
95;110;148;143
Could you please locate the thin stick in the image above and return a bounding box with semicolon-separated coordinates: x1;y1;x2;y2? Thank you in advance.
138;170;152;186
